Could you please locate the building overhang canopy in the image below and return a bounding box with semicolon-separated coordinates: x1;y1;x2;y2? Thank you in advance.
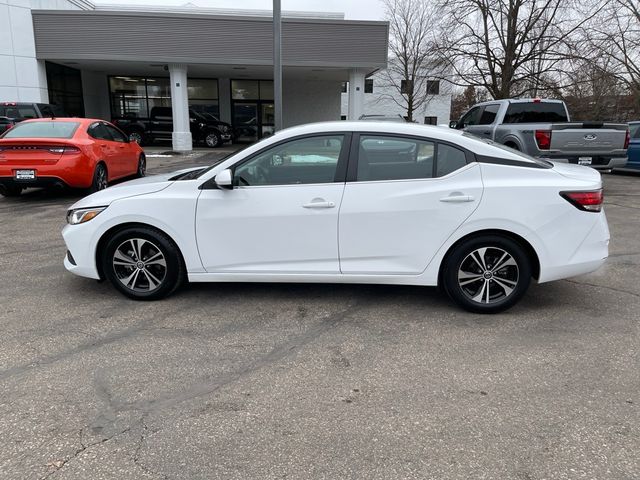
32;10;388;71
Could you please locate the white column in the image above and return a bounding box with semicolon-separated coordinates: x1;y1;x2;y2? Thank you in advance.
347;70;366;120
169;64;192;152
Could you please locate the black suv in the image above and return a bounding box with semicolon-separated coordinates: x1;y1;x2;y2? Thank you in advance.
0;102;68;133
113;107;233;148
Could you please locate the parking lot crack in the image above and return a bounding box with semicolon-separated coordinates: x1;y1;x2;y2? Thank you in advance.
122;301;363;415
563;279;640;299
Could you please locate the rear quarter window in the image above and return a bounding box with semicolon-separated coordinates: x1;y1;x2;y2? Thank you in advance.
2;121;80;139
503;102;568;123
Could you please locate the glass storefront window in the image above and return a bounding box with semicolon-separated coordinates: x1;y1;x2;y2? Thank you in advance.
232;80;260;100
109;76;219;119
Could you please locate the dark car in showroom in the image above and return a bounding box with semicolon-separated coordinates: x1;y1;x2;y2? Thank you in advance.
113;107;232;148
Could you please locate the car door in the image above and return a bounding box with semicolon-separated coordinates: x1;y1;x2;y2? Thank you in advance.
465;104;500;140
88;122;119;178
195;133;350;273
105;123;136;177
338;134;484;275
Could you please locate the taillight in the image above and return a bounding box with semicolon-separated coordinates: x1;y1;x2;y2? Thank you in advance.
535;130;552;150
560;190;603;212
48;146;81;154
624;129;630;149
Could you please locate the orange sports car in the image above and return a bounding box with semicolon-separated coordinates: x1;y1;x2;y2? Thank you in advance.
0;118;145;197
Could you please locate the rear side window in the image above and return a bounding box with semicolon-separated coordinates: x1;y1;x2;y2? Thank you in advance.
2;121;79;139
437;144;468;176
105;124;128;143
479;104;499;125
357;136;435;181
503;102;568;123
88;123;113;141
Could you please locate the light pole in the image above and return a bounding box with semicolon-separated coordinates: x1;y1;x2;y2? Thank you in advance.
273;0;283;131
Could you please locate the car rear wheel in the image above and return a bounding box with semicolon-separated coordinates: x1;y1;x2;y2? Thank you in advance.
136;154;146;178
442;235;531;314
0;185;22;197
204;132;221;148
102;227;185;300
89;164;108;193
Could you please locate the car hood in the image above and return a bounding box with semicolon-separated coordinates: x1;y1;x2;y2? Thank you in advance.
551;162;602;184
67;167;202;210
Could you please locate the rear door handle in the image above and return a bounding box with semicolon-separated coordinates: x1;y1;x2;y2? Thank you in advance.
440;195;474;203
303;200;335;209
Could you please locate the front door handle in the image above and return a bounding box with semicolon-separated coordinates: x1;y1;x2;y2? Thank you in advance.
440;194;474;203
303;200;335;209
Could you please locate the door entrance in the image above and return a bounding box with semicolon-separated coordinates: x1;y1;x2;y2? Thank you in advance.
232;101;274;142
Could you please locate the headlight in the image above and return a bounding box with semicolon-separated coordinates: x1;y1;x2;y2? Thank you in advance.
67;207;107;225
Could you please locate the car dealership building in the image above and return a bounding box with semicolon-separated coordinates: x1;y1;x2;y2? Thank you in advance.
1;0;388;151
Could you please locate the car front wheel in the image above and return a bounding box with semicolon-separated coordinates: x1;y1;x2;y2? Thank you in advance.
102;227;185;300
204;131;221;148
442;235;531;314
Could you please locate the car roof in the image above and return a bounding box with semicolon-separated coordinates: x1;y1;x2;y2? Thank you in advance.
19;117;102;124
258;121;539;164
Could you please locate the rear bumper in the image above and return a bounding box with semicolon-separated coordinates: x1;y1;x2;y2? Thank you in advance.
0;176;70;190
539;211;609;283
541;156;628;170
0;160;94;189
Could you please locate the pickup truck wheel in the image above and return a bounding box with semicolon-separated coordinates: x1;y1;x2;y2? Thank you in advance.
128;131;145;145
505;142;520;151
204;132;221;148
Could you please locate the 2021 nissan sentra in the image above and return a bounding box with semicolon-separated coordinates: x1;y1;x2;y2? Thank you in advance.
0;118;145;196
62;122;609;313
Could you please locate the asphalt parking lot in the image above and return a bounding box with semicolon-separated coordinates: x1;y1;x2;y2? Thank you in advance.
0;155;638;479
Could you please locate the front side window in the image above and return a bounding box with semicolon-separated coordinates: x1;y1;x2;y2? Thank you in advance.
630;124;640;139
105;124;128;143
459;106;482;127
234;135;344;186
357;136;435;181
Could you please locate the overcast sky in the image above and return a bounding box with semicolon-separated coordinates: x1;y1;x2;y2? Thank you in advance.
93;0;387;20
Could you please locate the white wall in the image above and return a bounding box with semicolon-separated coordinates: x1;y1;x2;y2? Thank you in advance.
0;0;83;103
283;78;342;128
340;71;453;124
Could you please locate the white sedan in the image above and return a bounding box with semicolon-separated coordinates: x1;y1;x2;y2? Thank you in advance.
62;122;609;313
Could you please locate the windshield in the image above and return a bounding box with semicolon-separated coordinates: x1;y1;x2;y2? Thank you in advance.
1;121;80;139
462;133;553;168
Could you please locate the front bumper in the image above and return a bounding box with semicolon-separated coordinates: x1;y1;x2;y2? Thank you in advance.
62;223;101;280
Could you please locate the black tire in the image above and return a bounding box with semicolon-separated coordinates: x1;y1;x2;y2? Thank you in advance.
0;185;22;197
101;227;185;300
128;130;146;146
136;154;146;178
442;235;532;314
89;163;108;193
204;131;221;148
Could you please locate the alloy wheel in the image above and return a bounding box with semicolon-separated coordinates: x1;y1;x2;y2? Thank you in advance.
112;238;167;292
96;165;108;191
138;155;146;177
457;247;519;304
205;133;219;147
129;132;143;144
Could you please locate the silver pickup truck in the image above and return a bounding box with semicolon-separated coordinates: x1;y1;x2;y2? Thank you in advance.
451;98;630;170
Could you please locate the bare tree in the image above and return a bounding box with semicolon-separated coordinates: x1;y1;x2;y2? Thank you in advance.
581;0;640;114
378;0;445;121
436;0;601;99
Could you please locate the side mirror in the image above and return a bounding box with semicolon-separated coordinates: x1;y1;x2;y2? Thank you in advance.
449;121;458;129
214;168;233;189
